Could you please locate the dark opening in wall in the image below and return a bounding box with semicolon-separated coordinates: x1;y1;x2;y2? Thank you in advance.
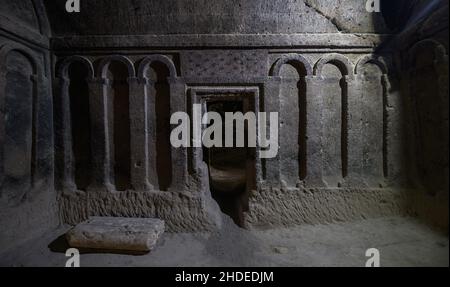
206;101;248;227
107;62;131;191
2;51;35;202
412;47;444;194
340;78;348;179
148;62;172;191
279;61;308;185
68;62;92;191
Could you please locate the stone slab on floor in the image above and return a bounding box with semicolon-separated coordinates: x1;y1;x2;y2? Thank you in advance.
66;217;165;252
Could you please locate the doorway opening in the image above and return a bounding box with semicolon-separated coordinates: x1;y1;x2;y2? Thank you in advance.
204;100;255;227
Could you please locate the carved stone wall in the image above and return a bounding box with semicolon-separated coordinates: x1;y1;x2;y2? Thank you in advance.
52;48;415;230
47;0;448;232
0;0;57;254
394;0;449;230
0;1;448;252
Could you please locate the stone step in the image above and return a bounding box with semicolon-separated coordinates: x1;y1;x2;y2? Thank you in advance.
66;217;165;252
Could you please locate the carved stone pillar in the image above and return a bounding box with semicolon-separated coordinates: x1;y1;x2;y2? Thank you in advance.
383;74;404;187
168;77;188;192
34;74;53;190
87;78;114;192
128;77;152;191
263;77;281;188
55;77;76;191
303;76;325;187
343;75;365;187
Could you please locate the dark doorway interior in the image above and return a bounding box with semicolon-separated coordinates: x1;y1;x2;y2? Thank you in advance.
69;62;92;191
205;101;251;227
108;62;131;191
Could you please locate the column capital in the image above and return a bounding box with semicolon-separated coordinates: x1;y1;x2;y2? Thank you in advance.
127;77;140;84
343;74;356;83
55;76;70;88
89;77;111;86
267;76;282;83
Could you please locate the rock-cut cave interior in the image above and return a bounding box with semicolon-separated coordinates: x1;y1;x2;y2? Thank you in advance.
0;0;448;267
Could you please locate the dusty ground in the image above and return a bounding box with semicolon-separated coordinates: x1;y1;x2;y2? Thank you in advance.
0;216;448;267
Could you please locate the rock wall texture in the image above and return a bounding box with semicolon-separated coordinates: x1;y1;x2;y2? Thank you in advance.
44;0;389;35
0;0;448;254
0;0;57;254
392;0;449;230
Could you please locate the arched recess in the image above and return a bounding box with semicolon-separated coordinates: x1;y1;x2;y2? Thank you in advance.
97;56;135;191
272;54;313;187
57;56;95;191
407;40;448;194
314;53;354;78
0;44;39;203
271;54;313;77
138;55;177;78
138;55;176;191
57;56;95;80
408;39;448;68
314;54;354;186
355;54;389;185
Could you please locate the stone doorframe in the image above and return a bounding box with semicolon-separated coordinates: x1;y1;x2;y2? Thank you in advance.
188;86;262;195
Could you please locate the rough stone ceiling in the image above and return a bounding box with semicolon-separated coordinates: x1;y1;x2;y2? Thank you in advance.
3;0;443;38
0;1;40;30
42;0;390;36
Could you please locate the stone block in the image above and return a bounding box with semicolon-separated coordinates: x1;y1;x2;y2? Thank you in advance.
66;217;165;252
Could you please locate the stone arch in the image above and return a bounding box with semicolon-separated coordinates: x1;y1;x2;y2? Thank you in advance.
57;56;95;80
0;43;39;76
355;54;389;75
138;55;177;79
97;55;136;78
98;56;134;191
140;56;174;191
0;43;39;203
271;54;313;76
408;39;448;68
56;56;94;191
314;53;354;78
315;53;353;185
274;54;311;186
356;54;390;184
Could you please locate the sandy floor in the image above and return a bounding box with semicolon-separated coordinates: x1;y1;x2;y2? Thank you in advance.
0;216;448;267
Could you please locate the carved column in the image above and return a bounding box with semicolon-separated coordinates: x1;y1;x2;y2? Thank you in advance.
168;77;188;192
87;78;114;192
34;74;53;190
343;75;364;187
303;76;325;187
262;77;281;188
55;76;76;191
128;77;152;191
383;74;406;187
